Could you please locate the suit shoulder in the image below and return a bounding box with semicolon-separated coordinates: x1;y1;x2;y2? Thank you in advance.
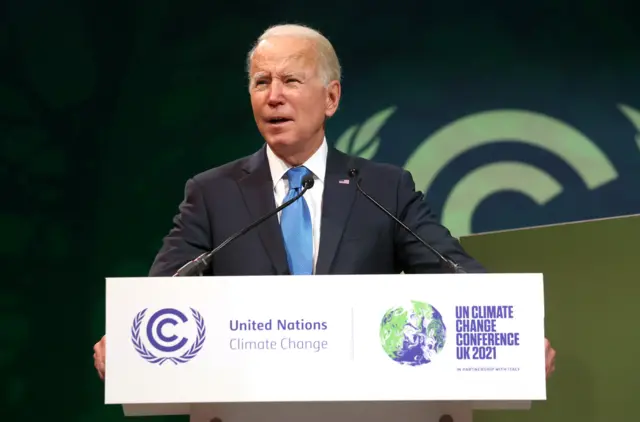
350;154;406;180
189;152;255;185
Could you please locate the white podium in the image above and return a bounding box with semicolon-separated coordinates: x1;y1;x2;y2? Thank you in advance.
105;273;546;422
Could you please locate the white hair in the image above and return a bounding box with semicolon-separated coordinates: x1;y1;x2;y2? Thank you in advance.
246;24;342;86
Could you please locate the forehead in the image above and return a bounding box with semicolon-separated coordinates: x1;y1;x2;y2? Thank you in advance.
250;37;318;75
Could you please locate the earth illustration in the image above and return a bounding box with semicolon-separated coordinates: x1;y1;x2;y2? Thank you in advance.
380;301;447;366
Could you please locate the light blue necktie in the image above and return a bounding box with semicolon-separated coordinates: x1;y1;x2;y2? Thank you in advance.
280;166;313;275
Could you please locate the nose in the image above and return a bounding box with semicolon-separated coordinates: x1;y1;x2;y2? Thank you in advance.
267;80;285;106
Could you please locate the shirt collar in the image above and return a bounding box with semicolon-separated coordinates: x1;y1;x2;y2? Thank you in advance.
266;137;328;187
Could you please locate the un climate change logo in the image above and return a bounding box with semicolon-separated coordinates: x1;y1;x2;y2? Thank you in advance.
336;104;640;238
131;308;206;365
380;301;446;366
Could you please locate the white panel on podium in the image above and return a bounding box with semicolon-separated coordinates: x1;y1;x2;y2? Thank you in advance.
105;273;546;422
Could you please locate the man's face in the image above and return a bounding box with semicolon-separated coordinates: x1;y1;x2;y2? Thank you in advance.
249;36;340;157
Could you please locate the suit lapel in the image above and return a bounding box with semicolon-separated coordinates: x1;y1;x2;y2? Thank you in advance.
315;148;358;274
237;147;290;275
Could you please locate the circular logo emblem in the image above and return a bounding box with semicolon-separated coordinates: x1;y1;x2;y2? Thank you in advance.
131;307;206;365
380;300;446;366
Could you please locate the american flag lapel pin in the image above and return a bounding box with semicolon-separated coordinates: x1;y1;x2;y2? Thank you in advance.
338;179;350;184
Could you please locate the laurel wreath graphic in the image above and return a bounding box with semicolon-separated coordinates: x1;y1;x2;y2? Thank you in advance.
131;308;206;365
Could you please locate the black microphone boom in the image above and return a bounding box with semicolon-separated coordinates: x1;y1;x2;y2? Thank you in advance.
348;168;465;274
173;173;315;277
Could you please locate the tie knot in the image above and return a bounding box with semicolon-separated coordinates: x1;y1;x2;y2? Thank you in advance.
286;166;311;189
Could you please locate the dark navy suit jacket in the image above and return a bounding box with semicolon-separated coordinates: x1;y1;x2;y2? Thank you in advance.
148;145;485;276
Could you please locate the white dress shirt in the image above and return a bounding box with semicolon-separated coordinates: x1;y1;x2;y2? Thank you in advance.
266;138;327;274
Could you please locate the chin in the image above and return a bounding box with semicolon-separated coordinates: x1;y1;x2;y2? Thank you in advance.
264;134;300;150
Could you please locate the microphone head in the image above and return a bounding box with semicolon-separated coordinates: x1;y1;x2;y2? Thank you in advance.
302;174;315;189
348;168;359;178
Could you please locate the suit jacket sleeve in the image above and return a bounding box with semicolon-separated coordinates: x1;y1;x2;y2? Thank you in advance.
148;178;213;276
394;170;487;273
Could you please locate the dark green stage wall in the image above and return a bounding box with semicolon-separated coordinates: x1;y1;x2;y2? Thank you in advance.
1;0;638;420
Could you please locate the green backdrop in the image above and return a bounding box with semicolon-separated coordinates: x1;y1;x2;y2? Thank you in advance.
461;214;640;422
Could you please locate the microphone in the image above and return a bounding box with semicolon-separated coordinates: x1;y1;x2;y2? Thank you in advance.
348;168;465;274
173;173;315;277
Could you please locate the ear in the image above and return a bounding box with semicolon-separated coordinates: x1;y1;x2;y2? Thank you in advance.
324;80;341;118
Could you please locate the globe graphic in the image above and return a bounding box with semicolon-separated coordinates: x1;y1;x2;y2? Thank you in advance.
380;300;446;366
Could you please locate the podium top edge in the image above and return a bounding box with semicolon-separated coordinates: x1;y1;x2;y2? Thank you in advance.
104;273;545;281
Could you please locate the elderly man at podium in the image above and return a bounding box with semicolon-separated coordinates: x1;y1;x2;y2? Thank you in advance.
93;23;556;381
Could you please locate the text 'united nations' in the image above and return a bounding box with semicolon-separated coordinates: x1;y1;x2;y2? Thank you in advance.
228;319;329;353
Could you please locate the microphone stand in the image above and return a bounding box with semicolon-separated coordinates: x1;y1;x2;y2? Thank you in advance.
348;169;465;274
173;176;315;277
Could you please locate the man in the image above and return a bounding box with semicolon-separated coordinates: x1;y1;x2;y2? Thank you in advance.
93;23;556;379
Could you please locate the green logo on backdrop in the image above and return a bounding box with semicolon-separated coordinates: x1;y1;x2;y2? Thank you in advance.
335;104;640;238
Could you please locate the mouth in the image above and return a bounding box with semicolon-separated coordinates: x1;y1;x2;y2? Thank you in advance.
266;117;293;125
